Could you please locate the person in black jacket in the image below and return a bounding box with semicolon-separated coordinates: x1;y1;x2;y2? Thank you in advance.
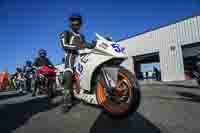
32;49;53;96
33;49;53;67
59;14;86;112
13;66;24;92
23;60;35;92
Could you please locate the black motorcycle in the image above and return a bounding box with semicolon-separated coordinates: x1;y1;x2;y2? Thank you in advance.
24;66;36;93
24;72;34;92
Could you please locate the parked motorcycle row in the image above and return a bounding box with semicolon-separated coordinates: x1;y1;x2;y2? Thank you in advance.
2;65;58;99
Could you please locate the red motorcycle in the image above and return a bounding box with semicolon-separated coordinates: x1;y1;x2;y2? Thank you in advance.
33;65;57;99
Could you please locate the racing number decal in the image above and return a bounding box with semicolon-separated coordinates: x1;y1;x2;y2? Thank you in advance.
80;54;89;63
121;47;125;53
75;63;83;74
111;44;121;52
111;43;126;53
78;63;83;73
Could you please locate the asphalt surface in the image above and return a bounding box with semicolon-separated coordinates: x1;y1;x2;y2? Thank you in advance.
0;84;200;133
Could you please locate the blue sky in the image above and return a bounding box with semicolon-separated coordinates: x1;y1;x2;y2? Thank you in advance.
0;0;200;72
141;63;160;72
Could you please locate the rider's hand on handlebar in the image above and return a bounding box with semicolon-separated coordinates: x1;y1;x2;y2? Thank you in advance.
64;45;78;51
78;49;92;55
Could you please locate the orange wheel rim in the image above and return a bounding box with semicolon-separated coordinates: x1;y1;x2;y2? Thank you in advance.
118;72;133;97
97;80;106;103
97;72;133;113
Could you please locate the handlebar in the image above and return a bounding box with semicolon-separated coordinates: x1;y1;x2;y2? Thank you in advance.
78;49;92;55
33;65;55;70
64;45;79;51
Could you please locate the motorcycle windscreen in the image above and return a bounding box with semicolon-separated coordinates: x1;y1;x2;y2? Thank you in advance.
120;57;135;75
103;67;119;81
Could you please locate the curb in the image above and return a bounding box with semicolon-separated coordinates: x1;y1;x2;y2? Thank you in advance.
164;84;198;89
164;80;199;89
139;80;199;89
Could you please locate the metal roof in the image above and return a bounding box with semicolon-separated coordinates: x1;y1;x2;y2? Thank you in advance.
118;13;200;42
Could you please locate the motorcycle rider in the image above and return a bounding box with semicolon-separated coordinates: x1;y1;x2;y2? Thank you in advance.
10;73;17;89
32;49;54;96
23;60;35;92
33;49;53;67
14;66;25;93
59;14;86;112
23;60;33;70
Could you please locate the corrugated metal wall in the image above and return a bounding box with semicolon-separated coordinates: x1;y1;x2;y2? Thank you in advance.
119;15;200;81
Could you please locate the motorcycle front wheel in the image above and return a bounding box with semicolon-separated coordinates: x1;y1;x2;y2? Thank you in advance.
96;67;141;118
47;80;56;99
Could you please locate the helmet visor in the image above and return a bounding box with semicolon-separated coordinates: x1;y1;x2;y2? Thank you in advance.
40;53;46;57
39;50;46;57
71;20;81;25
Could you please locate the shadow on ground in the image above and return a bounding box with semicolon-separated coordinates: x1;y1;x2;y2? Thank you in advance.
176;91;200;103
166;84;198;89
90;112;162;133
0;91;26;100
0;89;64;101
0;96;62;133
146;91;200;103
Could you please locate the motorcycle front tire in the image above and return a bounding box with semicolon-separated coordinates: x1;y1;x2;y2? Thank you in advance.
47;81;56;99
96;67;141;118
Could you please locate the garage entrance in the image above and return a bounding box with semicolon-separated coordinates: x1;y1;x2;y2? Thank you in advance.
182;42;200;79
133;52;161;81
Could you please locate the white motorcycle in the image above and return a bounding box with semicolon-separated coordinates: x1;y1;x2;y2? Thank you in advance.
62;34;141;117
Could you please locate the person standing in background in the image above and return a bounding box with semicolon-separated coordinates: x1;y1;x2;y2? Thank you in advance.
145;71;149;80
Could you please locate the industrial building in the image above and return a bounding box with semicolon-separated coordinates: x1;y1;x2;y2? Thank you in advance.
56;15;200;82
119;15;200;81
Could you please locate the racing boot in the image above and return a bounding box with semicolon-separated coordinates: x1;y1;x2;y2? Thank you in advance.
61;71;74;113
61;89;73;113
32;86;37;96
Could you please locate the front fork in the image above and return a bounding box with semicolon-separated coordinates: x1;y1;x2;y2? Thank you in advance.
100;67;116;93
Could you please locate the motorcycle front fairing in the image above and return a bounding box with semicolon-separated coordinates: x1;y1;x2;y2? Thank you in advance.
74;33;133;92
74;52;114;91
95;33;128;58
95;33;136;76
36;65;57;80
